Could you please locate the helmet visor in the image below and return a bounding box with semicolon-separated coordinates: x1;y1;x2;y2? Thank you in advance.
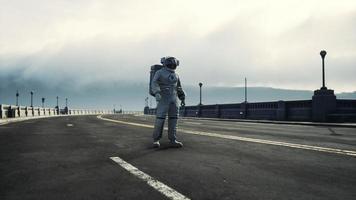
166;63;177;70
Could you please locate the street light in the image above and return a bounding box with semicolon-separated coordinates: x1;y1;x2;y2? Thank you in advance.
64;97;69;114
41;97;45;108
320;50;327;90
199;82;203;105
30;91;34;107
244;77;247;103
16;90;19;106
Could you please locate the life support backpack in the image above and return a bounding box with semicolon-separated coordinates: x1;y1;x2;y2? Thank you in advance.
149;64;163;96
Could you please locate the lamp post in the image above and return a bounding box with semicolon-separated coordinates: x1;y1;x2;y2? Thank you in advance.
41;97;45;108
199;82;203;105
64;97;69;114
16;90;19;106
320;50;327;90
244;77;247;103
312;50;336;122
56;96;59;108
30;91;34;107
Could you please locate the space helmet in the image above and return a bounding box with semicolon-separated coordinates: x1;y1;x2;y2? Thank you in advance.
160;56;179;70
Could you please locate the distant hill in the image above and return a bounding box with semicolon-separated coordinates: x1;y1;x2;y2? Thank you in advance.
0;79;355;110
337;92;356;99
186;86;314;105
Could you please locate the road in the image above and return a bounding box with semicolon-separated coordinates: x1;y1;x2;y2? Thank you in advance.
1;114;356;200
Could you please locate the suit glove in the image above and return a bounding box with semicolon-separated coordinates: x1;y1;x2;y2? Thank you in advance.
180;99;185;107
155;93;162;102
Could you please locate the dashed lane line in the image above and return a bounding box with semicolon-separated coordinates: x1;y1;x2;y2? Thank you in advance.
110;156;190;200
97;115;356;157
182;121;202;125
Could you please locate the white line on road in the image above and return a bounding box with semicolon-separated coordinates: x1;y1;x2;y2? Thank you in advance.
97;116;356;157
110;156;190;200
182;121;202;125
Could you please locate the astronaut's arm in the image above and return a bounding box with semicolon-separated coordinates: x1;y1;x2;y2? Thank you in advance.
177;78;185;101
151;71;161;96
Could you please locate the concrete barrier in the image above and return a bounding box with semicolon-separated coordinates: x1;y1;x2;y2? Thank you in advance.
8;105;18;118
0;104;114;120
0;104;10;118
19;106;27;117
32;107;38;116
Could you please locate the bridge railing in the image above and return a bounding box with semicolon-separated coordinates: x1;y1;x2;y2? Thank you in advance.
0;104;10;119
0;104;114;119
285;100;312;121
335;99;356;114
145;99;356;122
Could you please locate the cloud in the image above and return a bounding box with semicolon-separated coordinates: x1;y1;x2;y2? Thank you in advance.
1;0;356;93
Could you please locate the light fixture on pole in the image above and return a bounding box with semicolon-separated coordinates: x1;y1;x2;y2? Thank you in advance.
320;50;327;90
41;97;45;108
244;77;247;103
199;82;203;106
30;91;34;107
16;90;19;106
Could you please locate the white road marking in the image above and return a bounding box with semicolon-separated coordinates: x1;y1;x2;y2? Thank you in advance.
66;124;74;127
0;115;85;126
183;130;356;157
183;122;202;125
97;115;356;157
98;116;153;128
110;156;190;200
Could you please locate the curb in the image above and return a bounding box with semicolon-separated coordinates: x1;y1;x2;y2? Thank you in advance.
0;114;99;125
138;114;356;128
181;117;356;128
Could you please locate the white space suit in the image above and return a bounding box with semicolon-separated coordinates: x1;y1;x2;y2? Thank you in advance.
151;57;185;147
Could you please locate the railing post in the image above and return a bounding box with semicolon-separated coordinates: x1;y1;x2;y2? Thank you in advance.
18;106;22;117
215;104;220;118
240;102;247;119
276;101;286;121
312;89;336;122
0;104;4;119
197;105;202;117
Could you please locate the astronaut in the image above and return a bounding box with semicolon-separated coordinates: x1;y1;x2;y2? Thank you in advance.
151;56;185;148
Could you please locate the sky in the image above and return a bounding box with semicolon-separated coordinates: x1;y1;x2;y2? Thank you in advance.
1;0;356;93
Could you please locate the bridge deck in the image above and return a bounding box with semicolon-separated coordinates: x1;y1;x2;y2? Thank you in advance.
1;115;355;200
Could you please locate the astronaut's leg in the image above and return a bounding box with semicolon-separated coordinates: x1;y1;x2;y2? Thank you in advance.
168;117;177;141
153;100;168;144
153;118;165;141
168;102;183;147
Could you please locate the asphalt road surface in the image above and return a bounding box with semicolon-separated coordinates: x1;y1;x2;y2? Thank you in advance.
1;114;356;200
